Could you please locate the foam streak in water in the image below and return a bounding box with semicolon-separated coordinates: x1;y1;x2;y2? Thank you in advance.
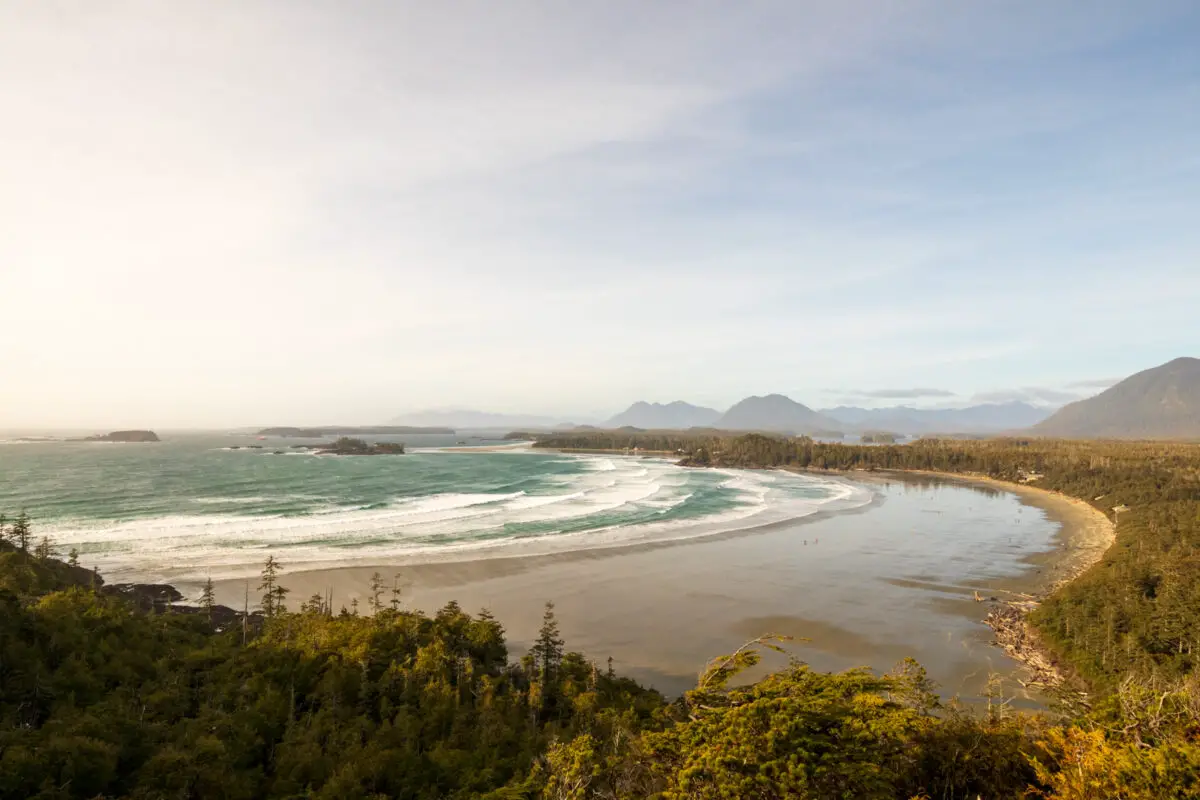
22;445;872;583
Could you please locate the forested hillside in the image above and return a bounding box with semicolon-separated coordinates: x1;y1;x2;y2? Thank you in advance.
1032;356;1200;438
4;433;1200;799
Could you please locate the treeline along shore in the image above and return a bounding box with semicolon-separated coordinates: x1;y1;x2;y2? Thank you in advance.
2;434;1200;798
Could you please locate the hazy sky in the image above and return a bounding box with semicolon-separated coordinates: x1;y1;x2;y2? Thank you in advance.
3;2;1199;427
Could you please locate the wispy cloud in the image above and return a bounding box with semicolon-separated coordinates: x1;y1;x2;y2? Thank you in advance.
844;388;957;399
1066;377;1121;390
1;3;1197;426
972;388;1082;406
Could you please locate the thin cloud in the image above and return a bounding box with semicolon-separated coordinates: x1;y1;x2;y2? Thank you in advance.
856;388;956;399
972;387;1081;405
1066;377;1121;389
2;4;1197;426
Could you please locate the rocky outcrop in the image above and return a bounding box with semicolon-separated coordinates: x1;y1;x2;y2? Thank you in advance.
317;437;406;455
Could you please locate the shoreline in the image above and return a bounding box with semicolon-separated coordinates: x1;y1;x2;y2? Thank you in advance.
856;468;1115;694
537;448;1114;595
537;448;1116;596
529;450;1118;694
205;460;1112;698
862;469;1115;594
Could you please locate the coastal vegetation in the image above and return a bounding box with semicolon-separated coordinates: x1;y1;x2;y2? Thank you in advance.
317;436;406;455
3;433;1200;798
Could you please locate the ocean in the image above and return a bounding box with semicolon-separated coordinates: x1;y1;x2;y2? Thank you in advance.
0;432;869;583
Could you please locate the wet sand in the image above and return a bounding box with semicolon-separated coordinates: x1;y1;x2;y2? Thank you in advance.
212;471;1112;703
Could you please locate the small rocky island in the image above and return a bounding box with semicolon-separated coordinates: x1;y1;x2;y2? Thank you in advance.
84;430;160;442
316;437;405;455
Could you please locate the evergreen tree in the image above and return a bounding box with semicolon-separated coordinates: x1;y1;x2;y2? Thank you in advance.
200;577;216;622
258;555;289;617
533;601;565;687
11;510;31;552
67;547;79;567
34;535;55;561
390;572;404;610
367;571;385;613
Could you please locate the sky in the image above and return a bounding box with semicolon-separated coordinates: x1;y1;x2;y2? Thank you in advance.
2;2;1199;428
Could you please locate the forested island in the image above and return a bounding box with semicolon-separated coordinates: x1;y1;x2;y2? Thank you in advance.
258;425;452;437
2;435;1199;798
80;429;160;442
316;436;406;455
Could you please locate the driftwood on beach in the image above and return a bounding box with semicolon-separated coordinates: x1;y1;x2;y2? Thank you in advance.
985;603;1063;687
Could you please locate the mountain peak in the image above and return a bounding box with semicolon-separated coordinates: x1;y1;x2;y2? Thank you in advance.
1033;357;1200;439
715;394;838;433
605;401;721;429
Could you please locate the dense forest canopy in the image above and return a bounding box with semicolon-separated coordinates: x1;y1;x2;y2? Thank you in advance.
3;434;1200;798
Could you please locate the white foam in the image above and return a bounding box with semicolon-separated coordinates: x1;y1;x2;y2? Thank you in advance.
193;496;269;504
40;456;874;584
504;491;586;510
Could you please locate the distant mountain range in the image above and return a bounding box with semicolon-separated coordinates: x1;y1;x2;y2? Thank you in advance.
820;401;1051;434
714;394;842;434
388;357;1200;439
411;397;1054;436
604;395;1050;435
1032;357;1200;439
605;401;722;429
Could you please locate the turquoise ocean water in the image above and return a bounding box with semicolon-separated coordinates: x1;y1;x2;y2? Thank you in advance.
0;433;869;582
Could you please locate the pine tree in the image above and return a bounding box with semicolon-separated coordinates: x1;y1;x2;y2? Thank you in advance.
533;601;565;686
200;577;216;622
390;573;404;610
302;593;325;614
272;578;288;615
67;547;80;567
368;571;385;613
34;536;55;561
11;510;31;552
258;555;289;617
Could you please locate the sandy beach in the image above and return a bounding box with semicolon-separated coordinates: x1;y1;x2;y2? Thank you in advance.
213;469;1111;702
871;470;1116;591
